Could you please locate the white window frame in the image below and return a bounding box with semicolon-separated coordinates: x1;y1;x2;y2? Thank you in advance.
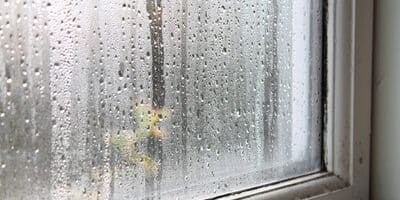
217;0;373;199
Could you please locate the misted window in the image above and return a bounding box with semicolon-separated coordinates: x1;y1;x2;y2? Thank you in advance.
0;0;322;199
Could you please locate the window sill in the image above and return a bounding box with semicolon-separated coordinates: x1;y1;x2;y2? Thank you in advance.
218;172;350;200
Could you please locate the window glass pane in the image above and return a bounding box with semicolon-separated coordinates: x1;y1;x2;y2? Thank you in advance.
0;0;322;199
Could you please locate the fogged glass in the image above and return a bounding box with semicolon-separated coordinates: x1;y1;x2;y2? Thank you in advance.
0;0;322;199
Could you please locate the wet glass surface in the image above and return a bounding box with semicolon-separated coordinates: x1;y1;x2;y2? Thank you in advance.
0;0;323;199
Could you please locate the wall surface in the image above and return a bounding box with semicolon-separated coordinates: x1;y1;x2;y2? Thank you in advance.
372;0;400;199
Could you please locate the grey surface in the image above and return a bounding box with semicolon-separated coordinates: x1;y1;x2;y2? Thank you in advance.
372;0;400;199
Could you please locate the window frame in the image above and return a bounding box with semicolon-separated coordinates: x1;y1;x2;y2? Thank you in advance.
216;0;373;199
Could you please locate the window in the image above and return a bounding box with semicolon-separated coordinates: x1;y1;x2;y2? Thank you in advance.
0;0;372;200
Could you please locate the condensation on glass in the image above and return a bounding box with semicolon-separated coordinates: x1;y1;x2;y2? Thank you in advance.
0;0;322;199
